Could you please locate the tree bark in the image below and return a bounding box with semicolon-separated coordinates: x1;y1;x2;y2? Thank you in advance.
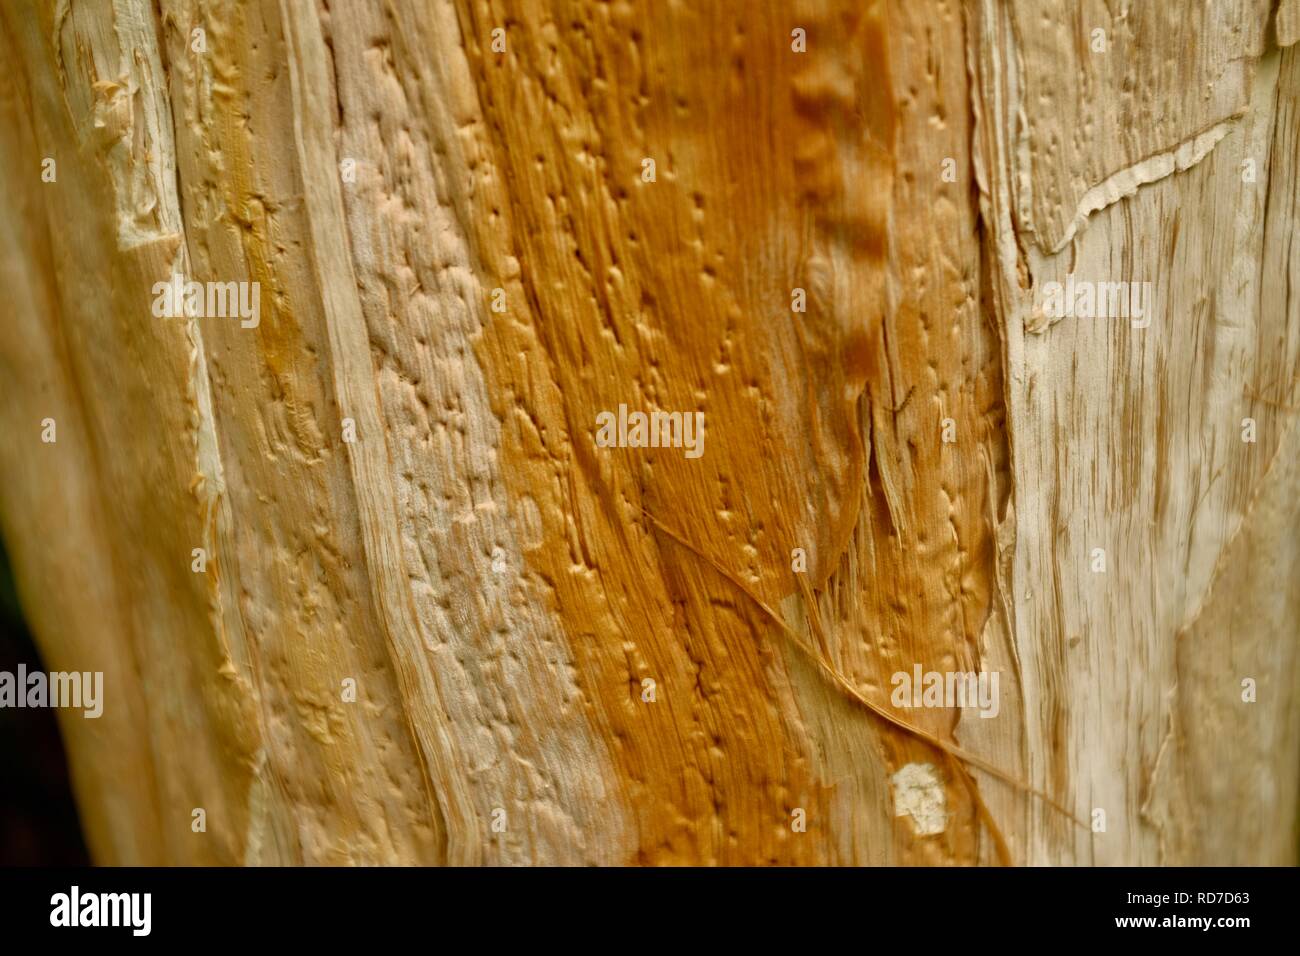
0;0;1297;865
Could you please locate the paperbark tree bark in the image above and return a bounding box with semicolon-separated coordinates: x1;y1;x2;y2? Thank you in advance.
0;0;1296;865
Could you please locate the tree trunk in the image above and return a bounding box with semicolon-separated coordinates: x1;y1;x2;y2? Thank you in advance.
0;0;1297;865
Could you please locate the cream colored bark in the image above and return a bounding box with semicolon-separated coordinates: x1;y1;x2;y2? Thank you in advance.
0;1;1295;865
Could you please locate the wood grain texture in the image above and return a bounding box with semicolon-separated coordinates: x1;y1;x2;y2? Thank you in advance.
0;0;1295;865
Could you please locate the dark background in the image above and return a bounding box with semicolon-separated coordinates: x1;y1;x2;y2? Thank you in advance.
0;539;89;865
